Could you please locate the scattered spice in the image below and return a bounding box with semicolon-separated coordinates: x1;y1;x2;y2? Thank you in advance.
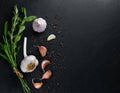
33;39;37;43
51;23;58;29
57;30;62;34
60;41;64;47
28;51;33;55
30;15;64;90
54;15;63;20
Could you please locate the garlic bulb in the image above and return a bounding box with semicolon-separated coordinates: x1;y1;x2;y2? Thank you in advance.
20;37;39;73
32;18;47;33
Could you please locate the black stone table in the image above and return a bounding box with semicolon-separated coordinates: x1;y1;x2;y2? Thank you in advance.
0;0;120;93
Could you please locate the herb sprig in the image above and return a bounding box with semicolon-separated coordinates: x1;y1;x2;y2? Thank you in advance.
0;5;36;93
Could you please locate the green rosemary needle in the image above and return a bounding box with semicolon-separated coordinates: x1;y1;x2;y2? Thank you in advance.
0;5;36;93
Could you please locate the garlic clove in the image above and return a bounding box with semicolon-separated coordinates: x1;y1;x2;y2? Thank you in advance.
38;46;47;57
41;60;51;72
33;83;43;89
42;70;52;80
20;55;39;73
47;34;56;41
32;18;47;33
32;78;43;89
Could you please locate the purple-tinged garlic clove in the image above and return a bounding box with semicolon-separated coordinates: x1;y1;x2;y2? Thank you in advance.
33;83;43;89
42;70;52;80
32;18;47;33
32;78;43;89
38;46;47;57
41;60;51;72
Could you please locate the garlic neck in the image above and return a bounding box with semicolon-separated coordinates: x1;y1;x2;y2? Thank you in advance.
23;37;27;57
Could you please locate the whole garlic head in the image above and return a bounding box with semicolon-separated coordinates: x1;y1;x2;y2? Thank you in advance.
20;37;39;73
32;18;47;33
20;55;39;73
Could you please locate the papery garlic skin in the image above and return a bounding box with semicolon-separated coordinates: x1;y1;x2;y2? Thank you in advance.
32;18;47;33
20;55;39;73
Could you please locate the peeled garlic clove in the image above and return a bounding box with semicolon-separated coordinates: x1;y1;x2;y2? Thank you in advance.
32;78;43;89
47;34;56;41
38;46;47;57
41;60;51;72
42;70;52;80
32;18;47;33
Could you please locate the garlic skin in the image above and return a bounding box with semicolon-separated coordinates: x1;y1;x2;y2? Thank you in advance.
20;37;39;73
32;18;47;33
20;55;39;73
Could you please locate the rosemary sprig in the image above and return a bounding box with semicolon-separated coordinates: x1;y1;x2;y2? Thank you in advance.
0;5;36;93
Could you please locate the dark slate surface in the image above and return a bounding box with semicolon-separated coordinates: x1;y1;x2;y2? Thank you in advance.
0;0;120;93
